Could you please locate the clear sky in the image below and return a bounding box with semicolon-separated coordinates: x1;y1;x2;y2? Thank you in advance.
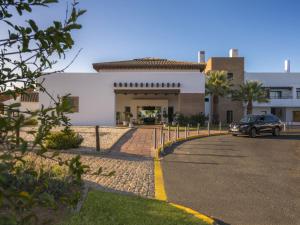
2;0;300;72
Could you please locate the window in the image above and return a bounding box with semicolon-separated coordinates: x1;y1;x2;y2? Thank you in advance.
270;91;282;99
205;97;209;102
297;89;300;99
293;111;300;122
227;73;233;81
63;96;79;113
21;92;39;102
226;110;233;124
264;115;277;123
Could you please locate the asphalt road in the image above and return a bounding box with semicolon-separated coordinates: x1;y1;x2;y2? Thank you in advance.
161;133;300;225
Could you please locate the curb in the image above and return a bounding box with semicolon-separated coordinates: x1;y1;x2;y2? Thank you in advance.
157;132;228;158
154;155;219;225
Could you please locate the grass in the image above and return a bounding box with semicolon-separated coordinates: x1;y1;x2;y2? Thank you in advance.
62;190;209;225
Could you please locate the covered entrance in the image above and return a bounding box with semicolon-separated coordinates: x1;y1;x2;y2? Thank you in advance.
115;89;180;125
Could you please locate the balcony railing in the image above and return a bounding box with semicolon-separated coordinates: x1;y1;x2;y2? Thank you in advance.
268;96;293;99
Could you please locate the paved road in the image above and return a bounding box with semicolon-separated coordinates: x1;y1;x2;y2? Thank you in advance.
162;134;300;225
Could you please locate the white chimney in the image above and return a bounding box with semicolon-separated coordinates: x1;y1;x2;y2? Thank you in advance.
198;51;205;63
229;48;238;57
284;59;290;73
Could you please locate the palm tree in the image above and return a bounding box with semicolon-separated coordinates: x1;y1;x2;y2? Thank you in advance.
205;70;232;124
232;80;269;115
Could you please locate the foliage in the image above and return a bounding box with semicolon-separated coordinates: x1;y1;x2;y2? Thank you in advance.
62;190;210;225
232;80;269;114
175;113;207;126
205;70;232;124
0;1;90;224
45;129;83;150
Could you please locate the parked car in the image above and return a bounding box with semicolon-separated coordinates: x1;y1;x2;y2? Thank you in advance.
229;114;284;138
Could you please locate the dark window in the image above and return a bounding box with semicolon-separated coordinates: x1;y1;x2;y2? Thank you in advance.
113;82;117;87
297;89;300;99
293;111;300;122
62;96;79;113
226;110;233;124
172;83;175;87
21;92;39;102
125;106;130;113
151;83;154;87
177;83;180;87
130;82;133;87
167;83;170;87
270;91;282;99
162;83;164;87
156;83;160;87
135;83;138;87
205;97;209;102
146;83;149;87
227;73;233;81
124;83;127;87
140;83;143;87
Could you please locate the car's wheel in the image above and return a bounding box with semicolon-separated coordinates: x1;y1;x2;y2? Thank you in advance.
273;127;280;136
249;128;257;138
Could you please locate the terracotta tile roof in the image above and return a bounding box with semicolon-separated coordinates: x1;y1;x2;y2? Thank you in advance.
93;57;206;72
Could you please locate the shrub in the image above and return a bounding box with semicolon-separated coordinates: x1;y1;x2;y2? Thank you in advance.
175;113;207;126
46;130;83;150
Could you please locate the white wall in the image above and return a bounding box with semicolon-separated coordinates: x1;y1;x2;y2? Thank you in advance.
245;72;300;107
38;71;205;126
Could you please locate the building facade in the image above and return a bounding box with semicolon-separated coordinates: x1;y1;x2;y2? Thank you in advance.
2;50;300;126
38;58;206;126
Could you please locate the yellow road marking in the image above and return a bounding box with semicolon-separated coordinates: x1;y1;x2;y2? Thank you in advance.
170;203;215;225
154;159;167;201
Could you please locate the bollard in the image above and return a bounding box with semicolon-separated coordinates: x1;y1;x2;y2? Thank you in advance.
168;126;170;142
185;126;187;139
219;121;222;133
197;123;200;135
187;124;190;137
160;128;163;146
153;128;157;149
208;122;210;136
177;125;179;139
95;125;100;151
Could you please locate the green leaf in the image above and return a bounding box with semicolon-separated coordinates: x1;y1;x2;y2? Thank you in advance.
28;19;38;32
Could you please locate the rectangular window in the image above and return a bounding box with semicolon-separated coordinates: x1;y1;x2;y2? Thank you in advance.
297;88;300;99
63;96;79;113
227;73;233;81
205;97;209;102
226;110;233;124
293;111;300;122
21;92;39;102
270;91;282;99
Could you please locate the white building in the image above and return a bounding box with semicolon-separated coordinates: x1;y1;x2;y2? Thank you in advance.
38;58;206;126
245;71;300;124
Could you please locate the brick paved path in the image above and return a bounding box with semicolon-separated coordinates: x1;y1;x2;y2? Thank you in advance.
111;127;224;157
111;128;155;157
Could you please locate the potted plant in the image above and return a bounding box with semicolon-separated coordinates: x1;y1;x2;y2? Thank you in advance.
162;110;168;127
128;113;134;128
116;112;121;125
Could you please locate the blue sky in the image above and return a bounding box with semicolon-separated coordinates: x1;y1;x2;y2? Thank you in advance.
2;0;300;72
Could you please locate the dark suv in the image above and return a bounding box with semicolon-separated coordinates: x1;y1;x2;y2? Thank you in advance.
229;114;283;138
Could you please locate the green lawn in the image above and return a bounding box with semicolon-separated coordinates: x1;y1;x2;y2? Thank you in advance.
62;190;209;225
